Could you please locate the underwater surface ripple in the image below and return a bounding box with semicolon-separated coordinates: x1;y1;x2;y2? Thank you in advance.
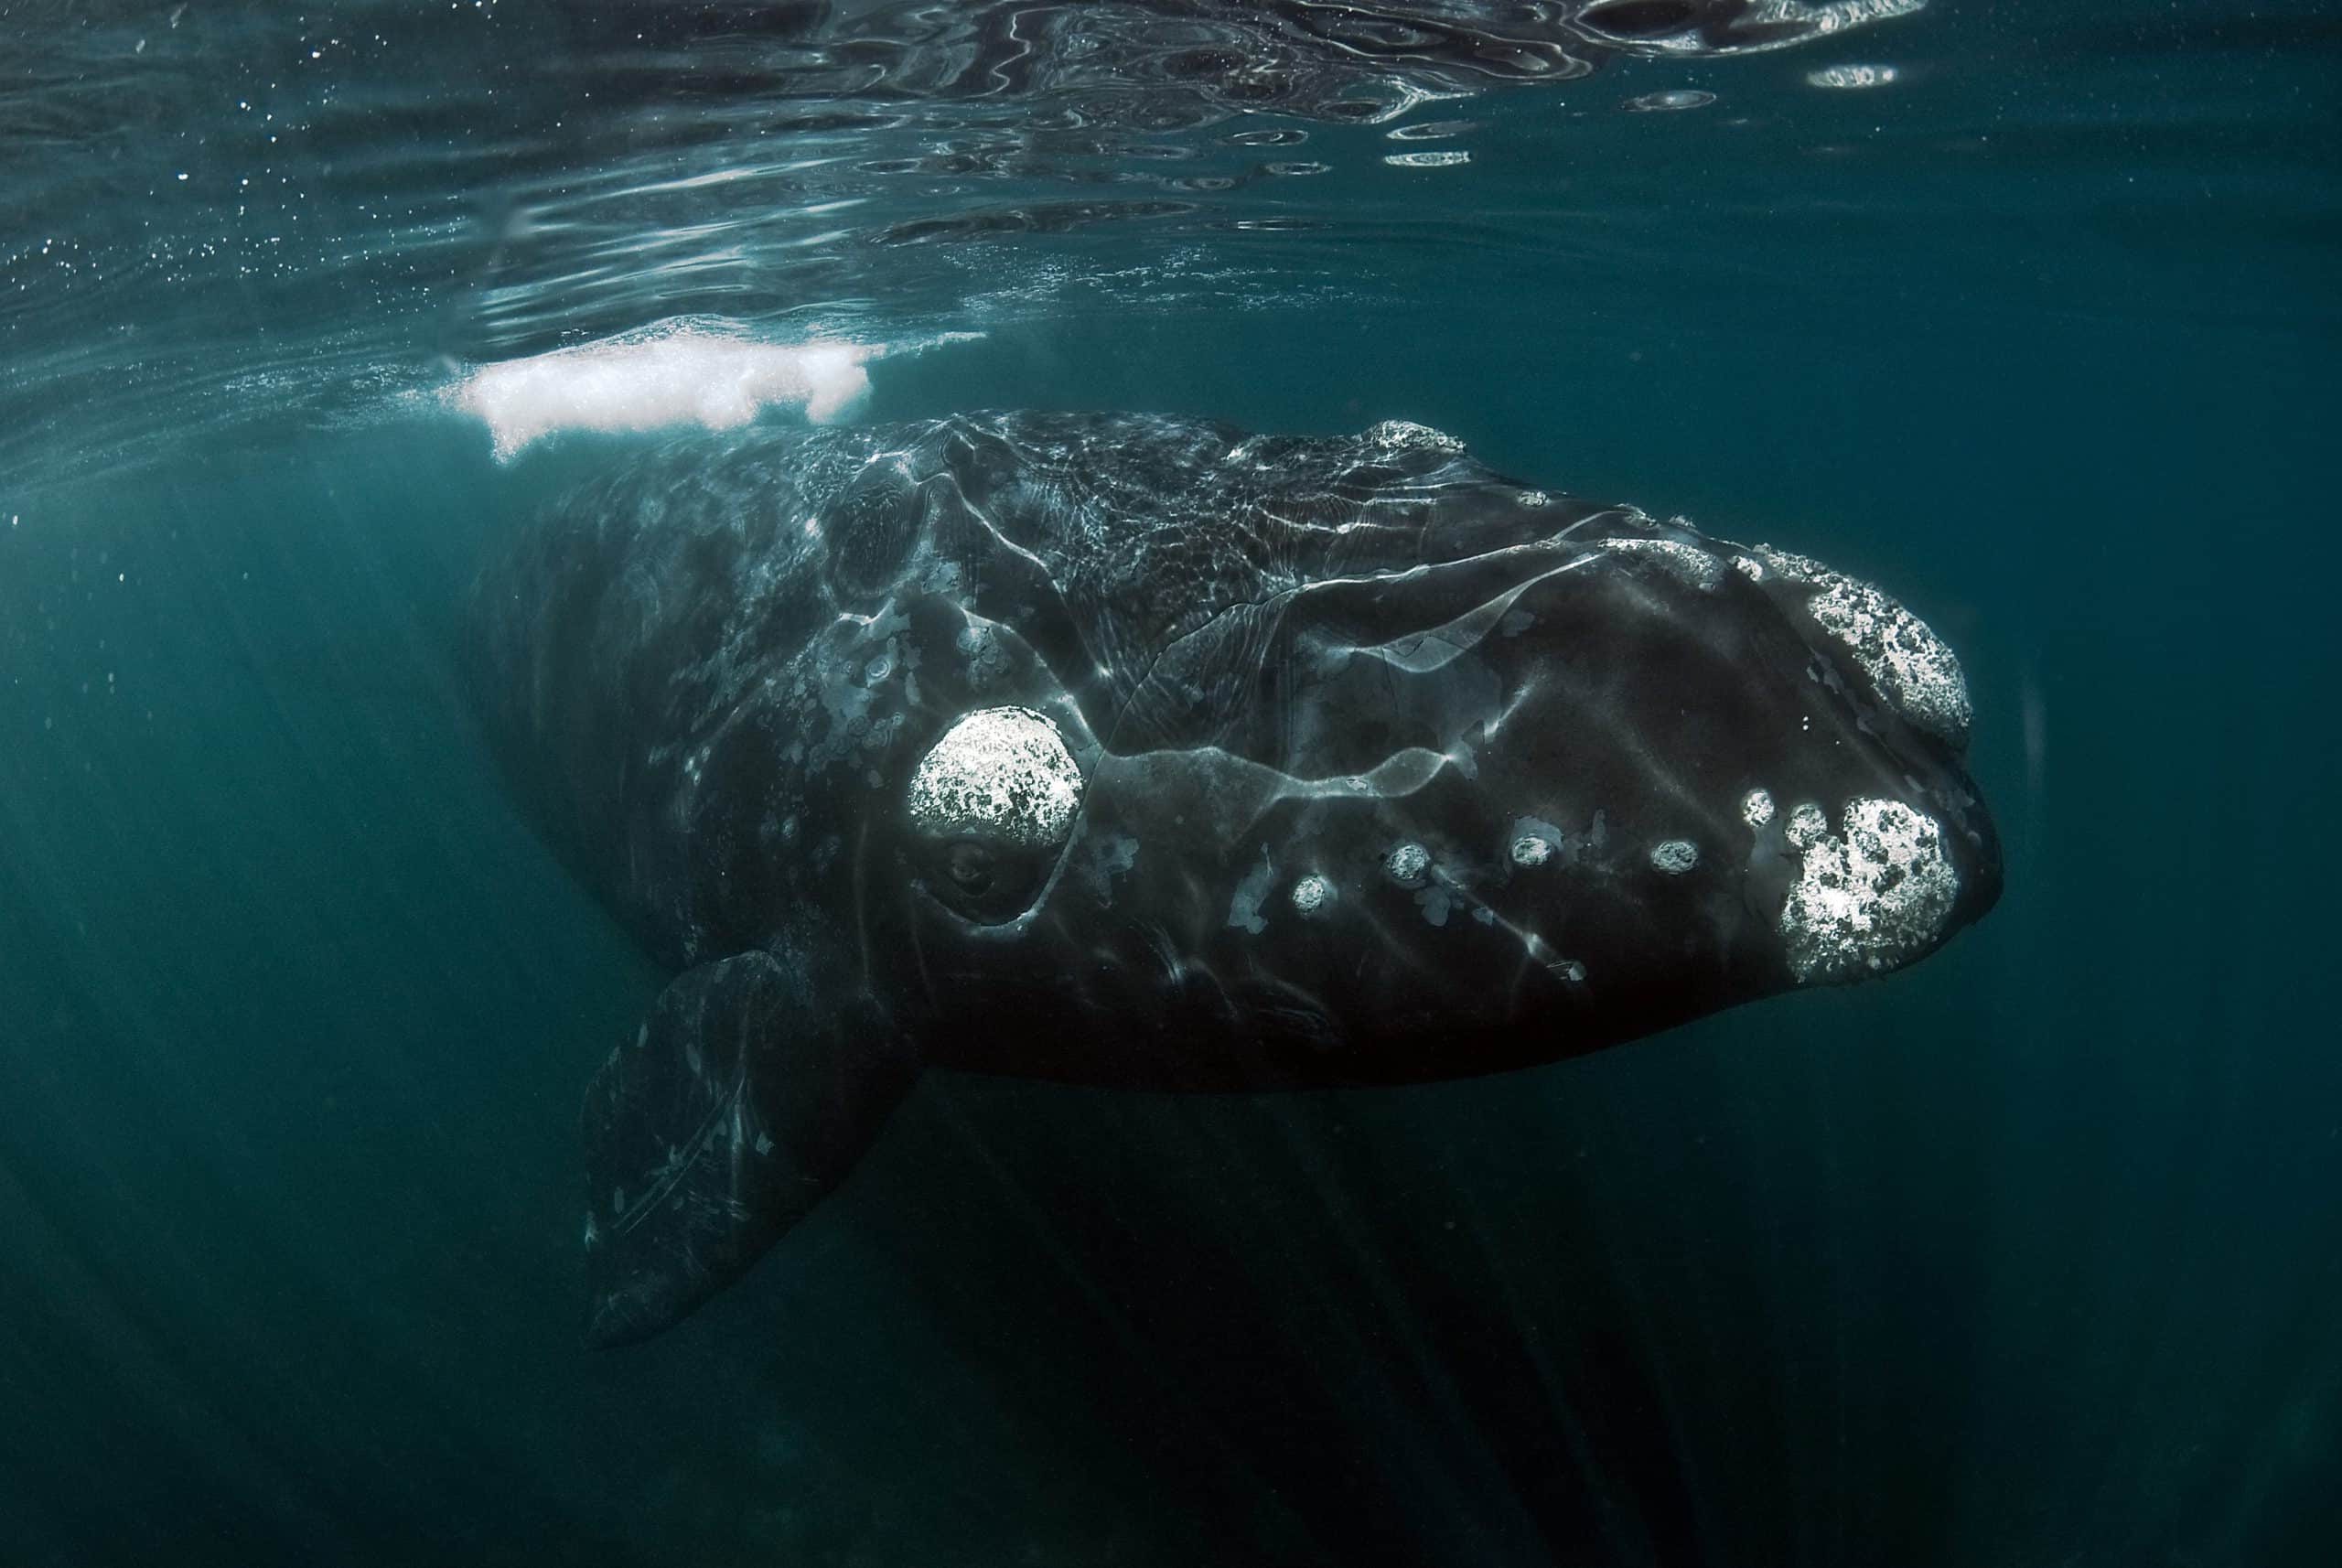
4;0;2333;486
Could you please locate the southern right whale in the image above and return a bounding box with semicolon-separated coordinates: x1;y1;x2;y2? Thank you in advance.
467;411;2001;1345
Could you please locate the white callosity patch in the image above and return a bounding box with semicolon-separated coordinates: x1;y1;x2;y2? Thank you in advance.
1741;788;1776;829
1600;538;1725;591
1383;842;1432;886
1756;547;1830;582
1510;833;1555;867
1784;801;1830;850
906;706;1082;849
1758;547;1971;746
1649;839;1700;875
1780;798;1959;984
1290;875;1334;914
1361;419;1466;453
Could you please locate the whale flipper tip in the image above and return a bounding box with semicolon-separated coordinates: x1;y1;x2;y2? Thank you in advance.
580;950;913;1348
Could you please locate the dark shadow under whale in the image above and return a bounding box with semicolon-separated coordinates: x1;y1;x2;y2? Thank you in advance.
467;411;2001;1347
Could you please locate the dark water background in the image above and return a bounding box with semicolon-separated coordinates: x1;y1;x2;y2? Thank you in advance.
4;3;2338;1564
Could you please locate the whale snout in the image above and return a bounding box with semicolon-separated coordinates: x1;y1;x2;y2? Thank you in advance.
1040;528;2000;1083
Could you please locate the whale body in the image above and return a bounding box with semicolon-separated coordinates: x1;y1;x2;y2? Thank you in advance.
467;411;2002;1346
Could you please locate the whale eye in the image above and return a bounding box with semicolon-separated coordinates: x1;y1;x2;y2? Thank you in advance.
945;841;998;895
907;706;1082;923
919;833;1040;921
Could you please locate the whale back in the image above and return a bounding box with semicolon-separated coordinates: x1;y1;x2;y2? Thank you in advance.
467;413;1610;947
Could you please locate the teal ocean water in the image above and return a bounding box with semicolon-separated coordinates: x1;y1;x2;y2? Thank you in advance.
3;3;2337;1563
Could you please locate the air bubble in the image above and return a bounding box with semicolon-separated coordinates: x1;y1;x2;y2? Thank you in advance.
1624;89;1716;113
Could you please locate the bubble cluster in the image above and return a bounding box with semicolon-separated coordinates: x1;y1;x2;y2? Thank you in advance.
1807;64;1899;90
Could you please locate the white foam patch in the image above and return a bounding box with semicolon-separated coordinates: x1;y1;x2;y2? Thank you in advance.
449;322;953;460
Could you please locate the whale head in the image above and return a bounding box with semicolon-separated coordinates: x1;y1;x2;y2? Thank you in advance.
886;512;1999;1089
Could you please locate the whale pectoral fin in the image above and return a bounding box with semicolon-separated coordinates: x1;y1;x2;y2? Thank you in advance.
578;950;915;1348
